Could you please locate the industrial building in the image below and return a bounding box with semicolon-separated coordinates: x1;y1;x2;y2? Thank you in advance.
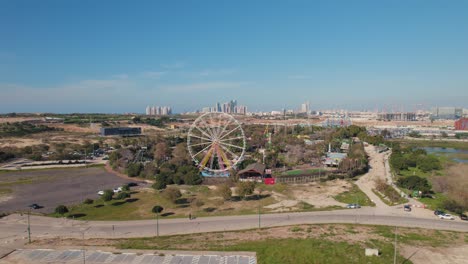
100;127;142;137
455;118;468;130
377;112;416;121
431;107;464;120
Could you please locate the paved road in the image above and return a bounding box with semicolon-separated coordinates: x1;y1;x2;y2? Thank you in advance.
0;208;466;244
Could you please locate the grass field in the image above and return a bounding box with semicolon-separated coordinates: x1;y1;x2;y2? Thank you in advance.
392;139;468;150
282;168;326;176
108;224;466;264
55;181;362;220
333;183;375;206
55;186;280;221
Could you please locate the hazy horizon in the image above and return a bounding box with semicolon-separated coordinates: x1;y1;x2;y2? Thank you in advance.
1;1;468;113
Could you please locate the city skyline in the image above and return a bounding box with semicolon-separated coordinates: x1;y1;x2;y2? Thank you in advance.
1;1;468;113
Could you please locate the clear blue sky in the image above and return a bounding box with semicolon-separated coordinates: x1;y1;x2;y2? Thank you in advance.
1;0;468;113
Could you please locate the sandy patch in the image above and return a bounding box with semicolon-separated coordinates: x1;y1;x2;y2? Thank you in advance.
400;245;468;264
292;180;351;208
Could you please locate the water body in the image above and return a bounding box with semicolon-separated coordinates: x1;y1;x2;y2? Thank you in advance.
421;147;468;163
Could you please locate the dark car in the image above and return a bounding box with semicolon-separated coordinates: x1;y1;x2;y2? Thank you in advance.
434;210;444;216
127;182;138;187
28;204;41;209
404;205;412;212
460;214;468;221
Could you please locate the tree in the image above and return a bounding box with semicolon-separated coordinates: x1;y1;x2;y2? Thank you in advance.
127;163;143;177
217;184;232;201
179;166;203;185
236;181;256;199
152;205;164;214
152;174;167;190
171;143;192;166
162;187;182;203
55;205;69;215
397;176;431;194
102;189;114;201
154;142;171;165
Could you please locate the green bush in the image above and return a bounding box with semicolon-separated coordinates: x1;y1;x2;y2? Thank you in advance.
83;198;94;204
152;205;164;214
102;190;114;201
116;192;130;200
236;181;256;199
121;184;130;192
55;205;69;215
152;176;167;190
162;187;182;203
217;184;232;201
442;200;465;215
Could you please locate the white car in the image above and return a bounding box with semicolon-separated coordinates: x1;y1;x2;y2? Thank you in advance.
439;214;455;220
97;190;104;196
113;187;122;193
346;204;361;209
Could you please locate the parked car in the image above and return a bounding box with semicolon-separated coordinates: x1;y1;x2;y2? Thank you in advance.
28;204;41;209
404;205;412;212
113;187;122;193
459;214;468;221
346;204;361;209
434;210;445;216
127;182;138;187
439;214;455;220
97;190;104;196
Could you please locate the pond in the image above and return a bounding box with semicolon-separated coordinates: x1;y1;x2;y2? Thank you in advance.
421;147;468;163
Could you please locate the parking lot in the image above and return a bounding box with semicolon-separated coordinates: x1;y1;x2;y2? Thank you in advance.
0;249;257;264
0;167;141;214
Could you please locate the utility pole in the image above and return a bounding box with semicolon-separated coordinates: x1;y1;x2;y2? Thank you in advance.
82;231;86;264
156;212;159;236
258;205;261;229
393;226;398;264
27;209;31;243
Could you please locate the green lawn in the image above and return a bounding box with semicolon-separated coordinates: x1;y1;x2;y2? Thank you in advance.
418;193;449;211
333;183;375;206
283;168;326;176
220;238;402;264
398;167;442;178
391;139;468;150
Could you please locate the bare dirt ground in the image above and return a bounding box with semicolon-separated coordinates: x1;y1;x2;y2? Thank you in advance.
265;180;350;211
355;145;390;208
400;245;468;264
351;119;454;128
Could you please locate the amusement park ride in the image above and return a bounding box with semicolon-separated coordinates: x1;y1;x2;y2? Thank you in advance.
187;112;246;176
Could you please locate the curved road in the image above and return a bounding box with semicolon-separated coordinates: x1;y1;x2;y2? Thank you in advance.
0;208;467;244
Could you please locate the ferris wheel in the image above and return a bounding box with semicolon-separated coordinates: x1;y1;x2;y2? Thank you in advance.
187;112;246;173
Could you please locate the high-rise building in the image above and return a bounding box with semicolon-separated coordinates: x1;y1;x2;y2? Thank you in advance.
300;101;310;113
146;105;172;116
